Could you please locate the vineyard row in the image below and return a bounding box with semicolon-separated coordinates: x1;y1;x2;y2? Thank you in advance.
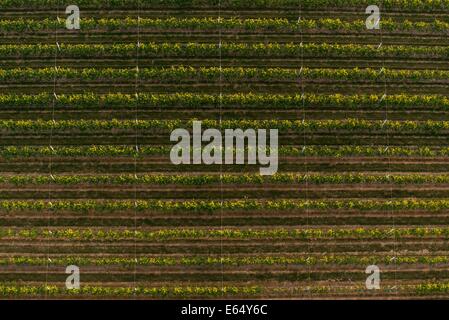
2;119;449;133
0;145;446;157
4;173;449;185
1;93;449;110
1;18;448;33
0;0;447;11
1;255;448;266
3;43;449;59
1;67;447;82
1;199;449;212
3;226;449;239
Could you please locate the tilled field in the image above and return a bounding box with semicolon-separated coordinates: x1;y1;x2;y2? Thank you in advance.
0;0;449;299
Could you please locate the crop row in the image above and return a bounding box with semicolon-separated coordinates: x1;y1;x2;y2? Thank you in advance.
0;145;447;158
416;284;449;295
1;18;448;33
4;226;449;240
0;283;447;297
3;43;449;59
3;119;449;133
2;255;448;266
0;285;259;297
5;173;449;185
2;93;448;110
0;283;444;297
2;67;448;82
0;0;447;10
1;199;449;212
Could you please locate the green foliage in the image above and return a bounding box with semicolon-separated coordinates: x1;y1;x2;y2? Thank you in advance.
1;17;447;33
0;199;449;213
0;0;447;10
3;173;449;186
1;119;449;135
0;284;259;297
1;254;447;267
2;43;449;59
3;226;449;240
2;93;449;110
1;67;447;83
0;145;447;158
